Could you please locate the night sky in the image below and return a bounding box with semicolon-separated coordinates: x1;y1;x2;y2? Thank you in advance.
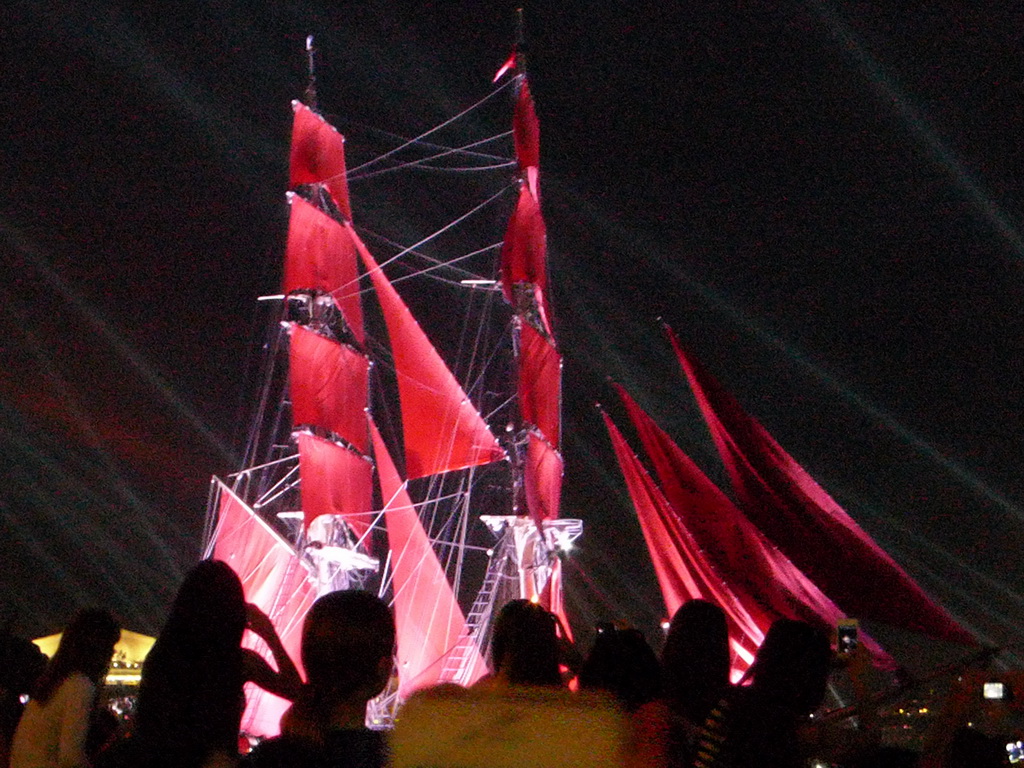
2;1;1023;667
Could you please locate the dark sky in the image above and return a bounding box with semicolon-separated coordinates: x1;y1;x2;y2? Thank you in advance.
2;0;1023;664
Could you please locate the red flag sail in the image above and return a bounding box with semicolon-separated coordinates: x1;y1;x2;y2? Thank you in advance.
370;422;487;697
613;384;894;669
602;411;763;672
289;101;352;221
283;195;365;344
297;432;373;537
211;483;316;737
354;234;504;479
668;329;976;645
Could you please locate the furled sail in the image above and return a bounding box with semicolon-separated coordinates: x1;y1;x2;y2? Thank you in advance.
667;328;977;645
370;421;487;697
288;324;369;453
210;481;317;737
518;322;561;448
289;100;352;222
296;432;373;538
524;431;563;523
353;230;505;480
612;384;894;670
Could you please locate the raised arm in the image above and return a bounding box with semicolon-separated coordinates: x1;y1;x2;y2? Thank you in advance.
241;604;303;702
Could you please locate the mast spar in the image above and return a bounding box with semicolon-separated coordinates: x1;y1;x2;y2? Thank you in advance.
304;34;318;110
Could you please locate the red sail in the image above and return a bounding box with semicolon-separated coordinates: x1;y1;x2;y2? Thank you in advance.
518;323;561;447
500;184;549;313
289;324;369;453
211;483;316;737
283;195;365;344
613;384;894;669
289;101;352;221
602;411;763;672
524;431;563;524
370;421;487;696
354;234;505;479
668;329;977;645
297;432;373;538
513;79;540;197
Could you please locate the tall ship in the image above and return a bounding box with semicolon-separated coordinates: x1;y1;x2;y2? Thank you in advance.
202;32;579;736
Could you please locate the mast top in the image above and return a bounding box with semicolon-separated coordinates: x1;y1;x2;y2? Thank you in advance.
304;35;318;109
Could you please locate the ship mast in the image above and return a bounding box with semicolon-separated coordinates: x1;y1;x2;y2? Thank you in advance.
458;11;582;674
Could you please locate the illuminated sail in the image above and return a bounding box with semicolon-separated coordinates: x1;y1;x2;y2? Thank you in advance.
296;432;373;538
283;195;365;343
288;324;369;453
354;232;505;479
211;483;317;737
371;422;486;697
289;100;351;221
611;385;894;671
668;328;976;645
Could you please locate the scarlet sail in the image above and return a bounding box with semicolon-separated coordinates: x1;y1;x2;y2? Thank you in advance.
289;324;369;453
612;384;894;670
518;322;561;447
211;483;317;737
513;78;540;197
289;101;352;221
668;328;976;645
371;422;487;697
602;410;763;671
283;195;365;344
297;432;373;538
524;431;563;523
354;232;505;479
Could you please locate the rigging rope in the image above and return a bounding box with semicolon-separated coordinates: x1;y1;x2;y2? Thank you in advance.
348;132;516;181
346;76;518;177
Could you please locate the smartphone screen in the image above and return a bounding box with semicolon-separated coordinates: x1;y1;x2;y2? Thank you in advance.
983;681;1006;700
837;619;858;654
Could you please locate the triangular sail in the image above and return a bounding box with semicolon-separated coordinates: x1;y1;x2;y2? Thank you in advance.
289;100;352;221
289;324;369;453
297;432;373;537
283;195;365;344
354;231;505;480
370;421;487;697
668;328;976;645
602;410;762;672
210;482;317;737
612;384;894;670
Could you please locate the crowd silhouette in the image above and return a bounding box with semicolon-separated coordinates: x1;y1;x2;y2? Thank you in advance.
0;560;1016;768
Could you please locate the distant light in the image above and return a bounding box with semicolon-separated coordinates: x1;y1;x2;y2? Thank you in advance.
660;619;671;631
558;540;573;553
529;595;540;604
19;694;29;705
486;548;494;557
